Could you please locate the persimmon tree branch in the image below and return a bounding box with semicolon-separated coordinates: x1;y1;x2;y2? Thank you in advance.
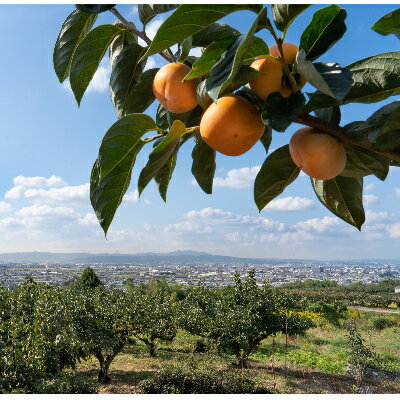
296;112;400;163
266;19;298;95
110;7;174;63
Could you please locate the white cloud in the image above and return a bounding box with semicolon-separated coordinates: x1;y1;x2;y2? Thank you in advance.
0;202;12;213
165;220;212;234
23;184;89;204
145;17;164;40
123;189;139;203
264;196;314;212
365;183;375;191
189;47;203;57
396;188;400;198
16;204;77;218
213;166;261;189
388;222;400;238
294;216;343;233
363;194;379;206
365;210;391;223
129;5;138;17
145;56;159;70
78;213;98;226
13;175;66;187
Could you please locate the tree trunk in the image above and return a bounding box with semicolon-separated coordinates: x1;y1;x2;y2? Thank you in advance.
147;340;156;357
94;340;126;383
237;354;248;369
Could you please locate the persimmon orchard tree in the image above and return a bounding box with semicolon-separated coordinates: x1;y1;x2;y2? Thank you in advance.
53;4;400;234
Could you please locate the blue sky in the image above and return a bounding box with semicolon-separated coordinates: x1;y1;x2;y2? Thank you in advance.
0;4;399;259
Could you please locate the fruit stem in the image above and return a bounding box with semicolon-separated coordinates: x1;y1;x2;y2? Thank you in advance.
267;18;298;95
296;112;400;163
110;7;174;63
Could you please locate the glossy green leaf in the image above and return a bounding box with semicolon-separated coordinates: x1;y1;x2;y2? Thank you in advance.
138;120;187;195
373;102;400;152
314;106;341;126
371;8;400;39
75;4;115;14
109;44;146;118
138;4;178;26
192;23;240;47
191;133;216;194
70;24;123;105
300;5;347;61
260;126;272;154
156;105;169;130
272;4;311;36
167;106;203;128
262;91;306;132
142;4;262;59
196;80;214;110
178;36;193;63
306;52;400;111
295;49;352;101
109;22;138;69
345;52;400;104
155;134;194;201
341;145;389;181
254;145;300;211
244;37;270;60
311;176;365;230
184;39;235;80
205;8;267;100
90;114;158;235
53;10;97;83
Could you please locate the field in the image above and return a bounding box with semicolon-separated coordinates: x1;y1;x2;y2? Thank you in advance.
67;308;400;394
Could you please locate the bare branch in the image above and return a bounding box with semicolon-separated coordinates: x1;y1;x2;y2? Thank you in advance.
110;7;174;63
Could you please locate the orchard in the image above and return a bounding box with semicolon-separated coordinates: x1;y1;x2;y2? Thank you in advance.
53;4;400;234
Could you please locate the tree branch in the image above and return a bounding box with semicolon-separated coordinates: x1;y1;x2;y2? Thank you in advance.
295;112;400;163
267;19;298;95
110;7;174;63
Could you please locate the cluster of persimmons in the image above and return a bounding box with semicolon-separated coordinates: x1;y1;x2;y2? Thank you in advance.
152;43;346;180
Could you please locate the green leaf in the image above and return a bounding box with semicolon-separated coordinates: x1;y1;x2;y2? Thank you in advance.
53;10;97;83
167;106;203;128
155;134;194;201
192;23;240;47
90;114;158;235
205;8;267;100
300;5;347;61
156;105;169;130
254;145;300;211
154;148;178;202
306;52;400;110
340;144;389;181
109;22;138;69
109;44;146;118
295;49;352;101
314;106;341;126
75;4;115;14
311;176;365;230
138;4;178;26
371;8;400;39
244;37;270;60
178;36;193;63
191;133;216;194
138;120;187;195
260;126;272;154
373;101;400;152
272;4;311;37
343;101;400;148
184;39;235;80
262;91;306;132
70;24;123;105
345;52;400;104
142;4;262;59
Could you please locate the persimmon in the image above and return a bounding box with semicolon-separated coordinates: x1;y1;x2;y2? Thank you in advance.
152;62;199;114
200;95;264;156
249;43;306;100
289;127;347;180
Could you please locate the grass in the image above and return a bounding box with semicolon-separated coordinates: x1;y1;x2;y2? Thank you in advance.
68;311;400;394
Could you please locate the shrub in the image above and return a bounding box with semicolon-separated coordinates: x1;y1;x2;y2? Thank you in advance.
139;359;268;394
33;374;99;394
372;316;397;330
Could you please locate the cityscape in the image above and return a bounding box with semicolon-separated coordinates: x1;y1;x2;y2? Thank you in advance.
1;251;399;289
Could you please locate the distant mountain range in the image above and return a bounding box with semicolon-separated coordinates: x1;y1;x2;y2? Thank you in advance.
0;251;398;265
